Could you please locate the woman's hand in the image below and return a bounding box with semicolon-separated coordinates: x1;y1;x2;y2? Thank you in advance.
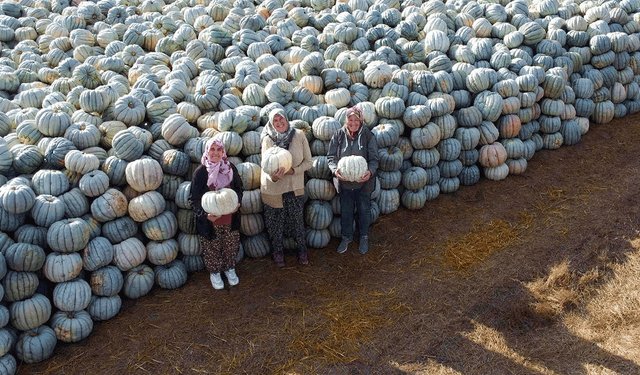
335;169;347;181
207;213;221;223
360;170;371;183
271;167;286;181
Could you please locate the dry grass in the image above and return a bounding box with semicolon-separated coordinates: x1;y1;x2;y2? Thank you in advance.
439;212;534;271
273;287;412;374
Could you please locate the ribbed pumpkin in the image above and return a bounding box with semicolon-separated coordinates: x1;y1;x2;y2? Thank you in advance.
15;325;57;364
52;278;92;312
87;294;122;321
202;188;239;216
128;191;166;222
305;228;330;249
123;265;155;299
479;143;508;168
4;243;45;272
46;218;91;253
125;158;164;193
82;237;114;272
43;252;83;283
154;260;188;289
91;188;128;222
10;293;51;331
3;271;39;302
90;265;124;297
262;146;293;176
241;232;271;258
50;310;94;343
236;162;261;190
337;155;368;182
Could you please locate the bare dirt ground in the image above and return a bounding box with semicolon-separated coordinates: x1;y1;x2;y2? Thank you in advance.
21;113;640;375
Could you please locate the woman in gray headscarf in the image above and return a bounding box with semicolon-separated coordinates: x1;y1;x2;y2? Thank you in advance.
261;108;313;267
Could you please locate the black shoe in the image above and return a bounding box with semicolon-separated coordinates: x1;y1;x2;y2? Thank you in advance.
337;238;352;254
359;236;369;255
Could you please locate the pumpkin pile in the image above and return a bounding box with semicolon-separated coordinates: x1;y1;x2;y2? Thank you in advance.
0;0;635;369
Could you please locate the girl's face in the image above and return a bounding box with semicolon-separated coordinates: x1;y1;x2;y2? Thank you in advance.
346;114;362;134
273;114;289;133
208;144;224;163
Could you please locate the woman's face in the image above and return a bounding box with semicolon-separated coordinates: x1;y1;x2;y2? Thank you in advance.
272;114;289;133
346;114;362;133
208;144;224;163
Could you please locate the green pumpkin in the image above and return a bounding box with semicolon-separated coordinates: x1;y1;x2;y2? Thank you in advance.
241;232;270;258
377;188;400;215
154;260;188;290
305;228;331;249
401;183;427;210
101;216;138;244
459;165;481;186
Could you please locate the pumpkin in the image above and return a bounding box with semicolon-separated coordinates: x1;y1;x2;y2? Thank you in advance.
236;162;261;190
87;295;122;321
31;195;66;228
15;325;57;364
261;146;293;176
0;183;36;214
479;143;508;168
91;188;128;222
3;271;39;302
101;216;138;244
128;191;166;222
306;179;336;201
78;170;110;198
50;310;94;343
484;163;510;181
46;218;91;253
202;188;239;216
154;260;188;289
53;278;92;312
125;158;164;193
146;239;179;266
10;293;51;331
3;243;43;273
83;237;114;272
142;211;178;241
337;155;368;182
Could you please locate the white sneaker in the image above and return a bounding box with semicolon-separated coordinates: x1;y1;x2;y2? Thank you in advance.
210;273;224;290
225;269;239;286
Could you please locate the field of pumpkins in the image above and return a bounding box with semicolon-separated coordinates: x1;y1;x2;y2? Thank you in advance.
0;0;635;370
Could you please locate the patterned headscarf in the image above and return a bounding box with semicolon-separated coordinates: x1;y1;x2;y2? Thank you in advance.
200;138;233;190
262;108;296;149
344;106;364;139
345;106;363;121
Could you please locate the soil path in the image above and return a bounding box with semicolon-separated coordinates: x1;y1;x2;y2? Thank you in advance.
22;113;640;375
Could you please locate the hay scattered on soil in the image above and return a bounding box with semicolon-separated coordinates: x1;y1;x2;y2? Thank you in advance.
274;288;412;373
440;213;534;271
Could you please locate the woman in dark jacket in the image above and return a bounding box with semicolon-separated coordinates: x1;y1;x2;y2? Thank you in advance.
189;138;243;289
327;106;379;255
